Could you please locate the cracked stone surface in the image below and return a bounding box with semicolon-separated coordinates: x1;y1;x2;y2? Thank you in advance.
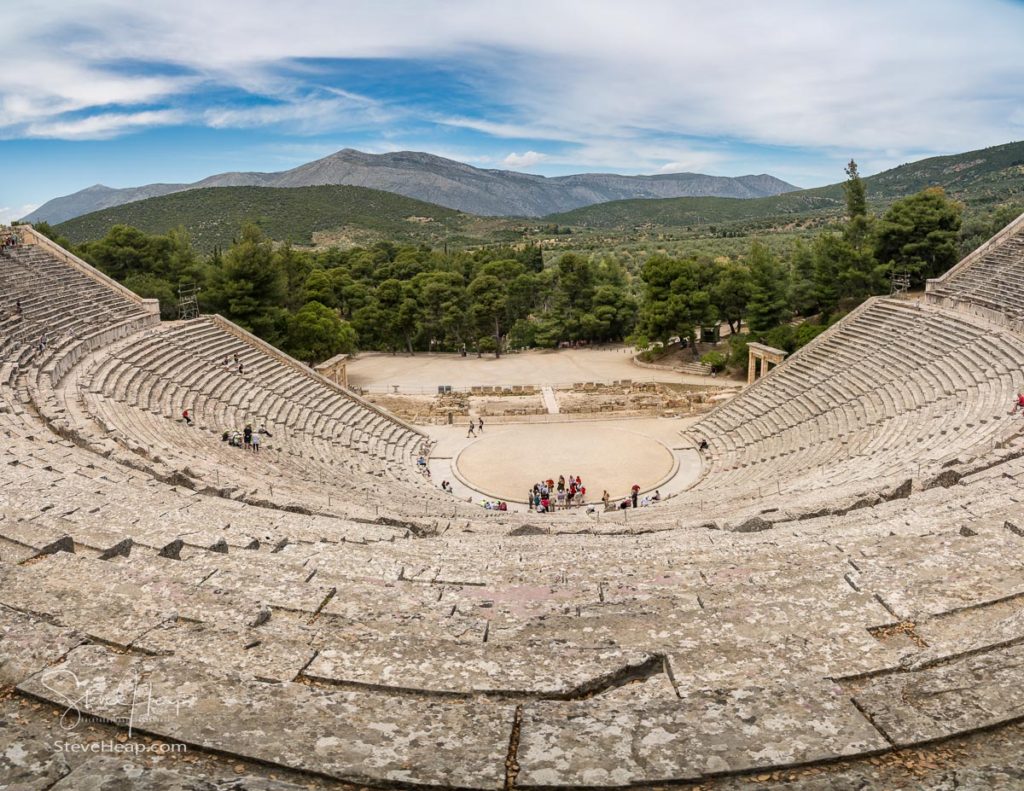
307;637;657;696
48;754;313;790
17;644;514;789
0;703;71;790
516;680;887;786
852;642;1024;745
0;605;83;686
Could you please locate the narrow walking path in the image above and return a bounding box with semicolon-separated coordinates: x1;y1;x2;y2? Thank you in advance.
541;385;559;414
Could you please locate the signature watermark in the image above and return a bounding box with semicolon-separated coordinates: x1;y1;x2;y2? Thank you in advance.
38;666;191;738
53;739;187;754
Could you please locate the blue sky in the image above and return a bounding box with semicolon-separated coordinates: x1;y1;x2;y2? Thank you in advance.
2;0;1024;223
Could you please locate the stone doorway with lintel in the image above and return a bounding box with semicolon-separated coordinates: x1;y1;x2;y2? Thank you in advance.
747;342;787;385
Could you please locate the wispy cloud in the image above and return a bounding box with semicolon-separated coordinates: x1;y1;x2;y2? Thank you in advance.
1;0;1023;195
24;109;186;140
0;203;40;224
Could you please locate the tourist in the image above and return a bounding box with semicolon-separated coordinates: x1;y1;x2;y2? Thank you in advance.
602;489;610;510
631;484;640;508
467;422;476;438
478;417;484;433
698;438;709;451
223;355;229;367
258;423;273;437
182;408;192;426
238;361;245;375
14;298;21;315
652;489;661;501
251;431;261;453
243;424;253;450
1012;393;1024;415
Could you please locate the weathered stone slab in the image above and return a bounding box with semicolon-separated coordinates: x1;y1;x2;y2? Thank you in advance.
0;719;70;791
516;680;886;786
852;643;1024;745
0;604;83;686
48;754;311;790
0;537;38;564
0;520;70;556
307;636;656;696
913;598;1024;663
0;561;172;647
19;644;512;789
487;604;702;649
192;564;333;615
132;618;318;683
853;533;1024;619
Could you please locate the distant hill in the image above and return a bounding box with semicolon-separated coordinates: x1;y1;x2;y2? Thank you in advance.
53;185;501;252
24;148;799;223
546;140;1024;230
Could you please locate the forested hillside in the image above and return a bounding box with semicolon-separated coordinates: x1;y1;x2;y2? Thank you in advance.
33;162;1018;376
54;185;513;252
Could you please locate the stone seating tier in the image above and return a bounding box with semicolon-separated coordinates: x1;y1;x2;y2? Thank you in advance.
6;227;1024;786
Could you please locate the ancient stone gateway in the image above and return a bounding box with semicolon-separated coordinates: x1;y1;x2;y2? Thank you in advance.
746;341;787;384
314;352;349;388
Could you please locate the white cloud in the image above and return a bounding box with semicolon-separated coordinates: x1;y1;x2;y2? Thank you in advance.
0;204;40;224
503;151;547;168
24;110;186;140
1;0;1023;182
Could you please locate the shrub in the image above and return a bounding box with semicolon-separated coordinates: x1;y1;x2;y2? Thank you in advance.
700;351;727;372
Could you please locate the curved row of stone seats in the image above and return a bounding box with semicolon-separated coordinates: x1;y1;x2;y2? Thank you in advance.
0;235;456;525
928;211;1024;317
687;297;1024;500
1;244;157;387
0;243;159;443
5;419;1024;786
88;316;421;463
60;317;494;522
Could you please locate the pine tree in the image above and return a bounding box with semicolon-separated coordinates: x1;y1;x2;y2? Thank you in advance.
746;243;790;332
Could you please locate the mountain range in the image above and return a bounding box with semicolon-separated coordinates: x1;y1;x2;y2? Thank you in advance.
23;149;799;223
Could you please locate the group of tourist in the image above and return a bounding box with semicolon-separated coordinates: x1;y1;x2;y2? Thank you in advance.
1;231;20;250
602;484;661;510
220;423;269;452
466;417;484;437
222;352;245;375
529;474;586;512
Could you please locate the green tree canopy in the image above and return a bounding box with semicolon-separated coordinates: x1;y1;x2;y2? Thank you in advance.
746;242;790;332
874;188;963;285
286;301;357;362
